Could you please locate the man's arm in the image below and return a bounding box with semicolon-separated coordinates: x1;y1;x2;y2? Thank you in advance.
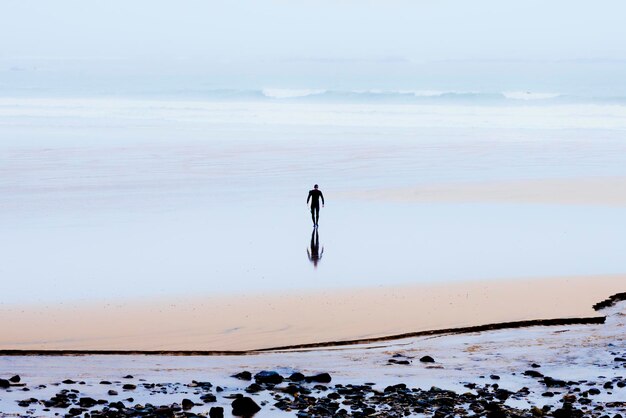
307;191;311;204
320;191;325;205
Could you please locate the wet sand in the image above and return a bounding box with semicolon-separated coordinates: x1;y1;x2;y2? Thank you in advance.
2;275;624;352
341;177;626;207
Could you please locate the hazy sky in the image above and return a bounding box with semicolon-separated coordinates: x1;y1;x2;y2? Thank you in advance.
1;0;626;94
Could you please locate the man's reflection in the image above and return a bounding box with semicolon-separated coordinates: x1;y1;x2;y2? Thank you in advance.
307;228;324;268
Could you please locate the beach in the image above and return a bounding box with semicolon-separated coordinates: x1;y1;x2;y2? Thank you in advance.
1;294;625;417
1;275;625;352
2;97;626;416
4;1;626;416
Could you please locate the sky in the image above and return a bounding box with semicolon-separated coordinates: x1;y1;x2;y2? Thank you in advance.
1;0;626;95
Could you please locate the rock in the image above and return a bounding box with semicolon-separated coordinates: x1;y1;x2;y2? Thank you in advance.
122;384;136;390
388;358;410;365
588;387;601;395
245;383;264;393
200;393;217;403
485;402;507;418
67;407;84;416
99;380;112;385
154;406;173;415
62;379;76;384
123;374;133;379
108;390;118;396
614;357;626;362
531;363;541;368
562;394;577;402
191;380;213;390
289;372;305;382
232;396;262;416
543;376;567;387
495;389;512;401
182;398;194;410
420;355;435;363
109;401;126;409
9;375;21;383
305;373;332;383
530;406;544;416
232;371;252;381
524;370;544;378
209;406;224;418
17;398;37;407
0;379;10;389
254;371;283;384
553;403;584;418
79;397;97;408
490;374;501;380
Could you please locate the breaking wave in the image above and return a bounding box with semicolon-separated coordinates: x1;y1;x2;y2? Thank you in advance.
173;88;626;105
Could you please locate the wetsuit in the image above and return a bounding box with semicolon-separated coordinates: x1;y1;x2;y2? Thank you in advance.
307;189;324;225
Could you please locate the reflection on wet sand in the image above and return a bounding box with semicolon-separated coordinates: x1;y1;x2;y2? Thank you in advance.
307;228;324;268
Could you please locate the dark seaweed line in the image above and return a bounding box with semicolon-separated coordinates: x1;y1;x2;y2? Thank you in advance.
0;316;605;357
593;291;626;311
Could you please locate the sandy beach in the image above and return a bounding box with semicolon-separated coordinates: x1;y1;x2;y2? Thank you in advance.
2;275;624;352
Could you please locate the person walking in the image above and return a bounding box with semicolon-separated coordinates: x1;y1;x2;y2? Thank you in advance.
307;184;324;227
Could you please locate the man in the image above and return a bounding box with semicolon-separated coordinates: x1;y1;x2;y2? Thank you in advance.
307;184;324;227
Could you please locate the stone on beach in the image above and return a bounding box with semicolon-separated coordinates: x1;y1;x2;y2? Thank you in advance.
79;396;97;407
288;372;305;381
232;371;252;381
231;396;262;416
254;370;283;384
305;372;332;383
420;355;435;363
209;406;224;418
201;393;217;402
181;398;194;409
524;370;544;378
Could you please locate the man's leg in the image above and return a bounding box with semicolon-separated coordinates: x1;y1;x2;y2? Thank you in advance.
314;206;320;225
311;206;316;226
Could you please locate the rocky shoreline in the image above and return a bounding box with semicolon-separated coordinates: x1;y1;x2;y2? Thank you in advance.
2;353;625;418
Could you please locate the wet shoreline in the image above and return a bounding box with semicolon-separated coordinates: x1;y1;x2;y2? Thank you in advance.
1;287;624;355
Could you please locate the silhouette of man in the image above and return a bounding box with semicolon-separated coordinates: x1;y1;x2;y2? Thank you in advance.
307;184;324;227
307;228;323;268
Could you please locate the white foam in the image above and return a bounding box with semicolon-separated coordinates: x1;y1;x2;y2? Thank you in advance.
261;88;326;99
503;91;561;100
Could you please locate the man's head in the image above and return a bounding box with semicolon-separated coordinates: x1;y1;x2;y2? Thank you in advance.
314;184;319;189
